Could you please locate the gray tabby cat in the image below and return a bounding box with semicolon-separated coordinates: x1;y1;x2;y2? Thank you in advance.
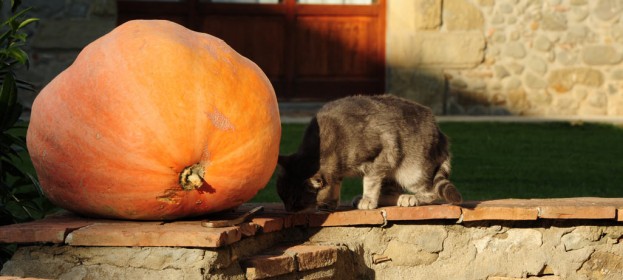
277;94;462;212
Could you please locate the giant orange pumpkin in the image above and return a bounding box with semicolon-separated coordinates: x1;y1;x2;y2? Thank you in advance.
26;20;281;220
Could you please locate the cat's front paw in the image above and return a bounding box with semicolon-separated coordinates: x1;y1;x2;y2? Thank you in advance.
357;196;379;210
397;194;418;207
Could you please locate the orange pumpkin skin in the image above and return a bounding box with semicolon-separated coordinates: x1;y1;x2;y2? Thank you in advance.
26;20;281;220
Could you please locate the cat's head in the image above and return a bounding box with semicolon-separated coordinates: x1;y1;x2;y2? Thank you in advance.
276;155;326;212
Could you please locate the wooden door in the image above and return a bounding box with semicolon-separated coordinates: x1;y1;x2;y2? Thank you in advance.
117;0;386;101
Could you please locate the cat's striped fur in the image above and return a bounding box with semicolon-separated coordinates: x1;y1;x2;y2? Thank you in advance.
277;94;462;212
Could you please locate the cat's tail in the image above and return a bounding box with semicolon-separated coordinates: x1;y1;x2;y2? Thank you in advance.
433;157;462;204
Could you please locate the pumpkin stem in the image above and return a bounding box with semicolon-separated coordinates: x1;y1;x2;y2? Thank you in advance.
180;164;205;190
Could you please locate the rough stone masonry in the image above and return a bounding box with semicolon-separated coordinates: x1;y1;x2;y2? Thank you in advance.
3;222;623;279
386;0;623;116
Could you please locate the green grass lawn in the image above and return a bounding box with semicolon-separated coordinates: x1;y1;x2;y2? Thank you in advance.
251;122;623;203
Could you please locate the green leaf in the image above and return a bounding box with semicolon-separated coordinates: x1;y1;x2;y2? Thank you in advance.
26;173;43;197
2;130;26;149
1;159;26;178
6;46;27;65
5;8;31;27
17;18;38;30
0;30;11;46
0;74;17;129
2;102;22;131
11;32;27;43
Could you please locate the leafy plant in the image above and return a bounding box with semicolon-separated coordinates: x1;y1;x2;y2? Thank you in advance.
0;0;46;225
0;0;56;266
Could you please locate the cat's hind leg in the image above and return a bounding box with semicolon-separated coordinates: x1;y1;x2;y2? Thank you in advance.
394;164;439;206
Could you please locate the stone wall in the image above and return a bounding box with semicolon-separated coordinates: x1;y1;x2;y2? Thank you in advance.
387;0;623;116
15;0;117;112
13;0;623;116
3;222;623;279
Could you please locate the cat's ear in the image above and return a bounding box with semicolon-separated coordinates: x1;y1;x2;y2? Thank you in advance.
308;174;325;189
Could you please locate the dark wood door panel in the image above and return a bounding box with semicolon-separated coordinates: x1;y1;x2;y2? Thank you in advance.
116;0;386;101
200;16;286;79
295;16;377;77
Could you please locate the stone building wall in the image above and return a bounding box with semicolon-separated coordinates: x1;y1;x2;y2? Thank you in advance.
387;0;623;116
14;0;623;116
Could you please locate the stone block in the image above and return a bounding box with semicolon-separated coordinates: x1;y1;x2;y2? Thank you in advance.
443;0;484;30
241;254;296;280
594;0;623;21
582;45;623;65
383;240;439;266
503;42;527;59
386;225;447;253
414;0;442;30
548;68;604;93
561;227;602;251
401;31;485;69
283;245;338;271
578;251;623;278
252;217;285;233
386;0;416;33
471;229;546;277
541;12;568;30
